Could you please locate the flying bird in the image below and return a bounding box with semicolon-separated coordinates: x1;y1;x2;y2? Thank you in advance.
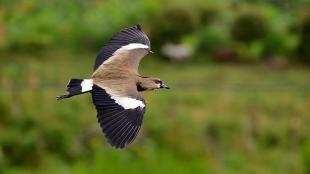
57;25;169;148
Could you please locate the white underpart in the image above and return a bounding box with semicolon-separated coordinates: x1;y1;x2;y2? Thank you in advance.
111;96;145;109
81;79;93;92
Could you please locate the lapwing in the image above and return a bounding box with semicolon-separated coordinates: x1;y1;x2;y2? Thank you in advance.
57;25;169;148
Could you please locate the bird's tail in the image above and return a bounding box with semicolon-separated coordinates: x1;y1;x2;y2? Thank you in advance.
57;79;93;100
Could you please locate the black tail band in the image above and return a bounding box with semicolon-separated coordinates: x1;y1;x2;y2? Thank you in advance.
57;79;93;100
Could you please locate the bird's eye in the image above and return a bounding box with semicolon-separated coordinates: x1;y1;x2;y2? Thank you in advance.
154;80;162;84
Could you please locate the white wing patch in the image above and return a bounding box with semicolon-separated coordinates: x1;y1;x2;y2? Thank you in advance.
122;43;149;50
81;79;93;92
111;96;145;109
112;43;149;56
97;84;145;109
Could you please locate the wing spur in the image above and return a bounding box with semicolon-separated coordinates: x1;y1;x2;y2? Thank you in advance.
92;85;145;148
94;25;151;71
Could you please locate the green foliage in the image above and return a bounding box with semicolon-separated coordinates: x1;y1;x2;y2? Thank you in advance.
72;147;208;174
1;0;308;63
297;15;310;64
263;32;298;57
231;12;268;43
233;41;264;62
3;0;159;50
197;24;231;53
301;142;310;174
151;7;198;47
199;7;220;25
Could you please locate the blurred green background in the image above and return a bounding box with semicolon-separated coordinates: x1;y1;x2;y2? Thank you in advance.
1;0;310;174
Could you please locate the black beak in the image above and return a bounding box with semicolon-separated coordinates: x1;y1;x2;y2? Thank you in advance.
160;83;170;89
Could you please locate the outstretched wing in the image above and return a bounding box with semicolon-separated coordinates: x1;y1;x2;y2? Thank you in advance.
92;85;146;148
93;25;151;71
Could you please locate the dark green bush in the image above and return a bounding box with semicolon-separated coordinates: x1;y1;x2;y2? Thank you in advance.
197;24;230;52
199;7;219;25
150;7;198;47
196;23;235;61
231;13;268;43
297;16;310;64
229;12;270;62
263;31;298;59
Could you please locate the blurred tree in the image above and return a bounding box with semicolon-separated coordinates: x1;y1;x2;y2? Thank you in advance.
151;7;198;47
199;7;219;25
231;13;268;43
297;16;310;64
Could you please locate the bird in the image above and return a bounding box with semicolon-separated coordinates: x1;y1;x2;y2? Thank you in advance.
57;25;169;148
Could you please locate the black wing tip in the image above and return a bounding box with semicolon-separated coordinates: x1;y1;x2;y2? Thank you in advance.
108;140;126;149
106;135;127;149
136;24;142;31
56;95;67;100
106;126;140;149
104;122;139;149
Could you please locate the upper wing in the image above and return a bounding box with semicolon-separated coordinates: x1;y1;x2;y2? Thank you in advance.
93;25;151;71
92;84;146;148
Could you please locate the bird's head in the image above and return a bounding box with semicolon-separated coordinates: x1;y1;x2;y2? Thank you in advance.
152;78;170;89
138;77;170;91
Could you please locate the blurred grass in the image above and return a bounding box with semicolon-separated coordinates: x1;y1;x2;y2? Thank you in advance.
0;50;310;174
